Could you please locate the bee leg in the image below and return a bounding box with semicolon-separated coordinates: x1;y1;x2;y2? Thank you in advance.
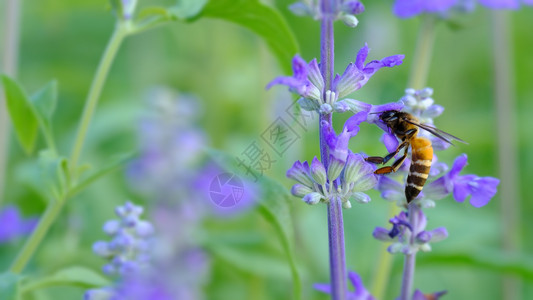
374;148;409;175
366;141;408;165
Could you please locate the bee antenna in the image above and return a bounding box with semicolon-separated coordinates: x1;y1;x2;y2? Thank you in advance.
369;111;382;115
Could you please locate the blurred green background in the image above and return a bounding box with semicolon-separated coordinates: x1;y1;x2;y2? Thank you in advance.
1;0;533;299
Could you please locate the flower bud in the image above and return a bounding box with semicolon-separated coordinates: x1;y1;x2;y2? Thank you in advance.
319;103;333;114
286;161;314;186
291;184;313;197
341;14;359;28
302;192;323;205
310;157;327;185
327;156;344;181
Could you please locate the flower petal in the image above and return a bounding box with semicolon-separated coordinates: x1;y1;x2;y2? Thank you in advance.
468;176;500;207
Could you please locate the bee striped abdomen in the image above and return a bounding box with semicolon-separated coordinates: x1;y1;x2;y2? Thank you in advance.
406;137;433;203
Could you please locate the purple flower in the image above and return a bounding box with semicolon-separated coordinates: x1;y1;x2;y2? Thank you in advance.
322;111;368;164
266;55;323;103
373;209;448;254
287;116;377;208
92;202;154;277
0;206;37;243
334;44;404;99
314;271;375;300
424;154;500;207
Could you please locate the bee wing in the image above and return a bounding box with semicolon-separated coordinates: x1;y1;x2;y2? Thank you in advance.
404;119;468;146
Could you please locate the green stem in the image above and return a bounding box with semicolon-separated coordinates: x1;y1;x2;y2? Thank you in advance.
491;10;521;300
10;197;66;274
407;15;436;89
69;22;129;173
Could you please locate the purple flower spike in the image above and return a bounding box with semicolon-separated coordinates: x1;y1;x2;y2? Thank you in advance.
315;271;375;300
335;44;404;98
0;206;37;243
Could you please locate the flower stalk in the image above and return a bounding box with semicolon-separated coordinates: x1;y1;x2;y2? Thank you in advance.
320;1;348;298
491;10;521;300
9;20;130;274
399;203;418;300
69;21;130;174
407;15;436;89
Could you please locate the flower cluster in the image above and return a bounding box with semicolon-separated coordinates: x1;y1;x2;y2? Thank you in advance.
267;44;404;115
85;201;154;299
393;0;533;19
375;88;500;208
288;112;378;208
290;0;366;27
373;208;448;254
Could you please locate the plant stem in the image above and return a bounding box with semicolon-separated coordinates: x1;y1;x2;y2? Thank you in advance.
491;10;521;300
399;203;418;300
407;15;436;89
10;197;66;274
0;0;21;205
320;1;347;299
9;21;129;274
370;205;400;299
69;22;129;173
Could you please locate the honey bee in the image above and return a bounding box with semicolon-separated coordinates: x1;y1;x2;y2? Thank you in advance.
366;110;466;203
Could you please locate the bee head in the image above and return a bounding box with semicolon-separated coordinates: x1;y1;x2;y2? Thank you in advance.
379;110;400;123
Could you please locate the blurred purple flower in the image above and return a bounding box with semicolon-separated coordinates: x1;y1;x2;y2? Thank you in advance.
424;154;500;207
393;0;457;18
91;202;154;277
394;0;532;18
0;206;37;243
193;161;259;216
315;271;375;300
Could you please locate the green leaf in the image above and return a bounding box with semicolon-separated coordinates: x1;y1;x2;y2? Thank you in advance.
31;80;57;123
206;148;301;299
1;75;39;154
207;244;293;279
168;0;208;19
30;80;58;150
38;150;69;200
67;152;135;198
0;272;21;300
21;266;110;294
415;250;533;281
200;0;299;74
